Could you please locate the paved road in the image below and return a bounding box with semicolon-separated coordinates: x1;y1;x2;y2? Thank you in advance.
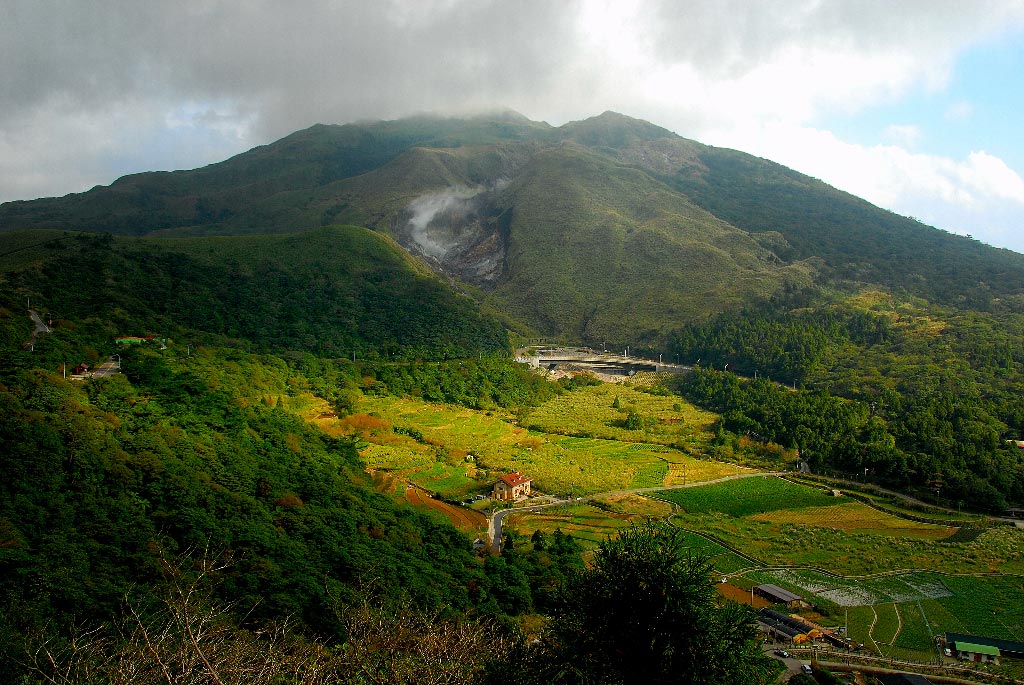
91;357;121;378
23;309;50;350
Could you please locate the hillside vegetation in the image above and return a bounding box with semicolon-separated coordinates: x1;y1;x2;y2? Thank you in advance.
0;226;508;362
3;109;1024;681
7;111;1024;345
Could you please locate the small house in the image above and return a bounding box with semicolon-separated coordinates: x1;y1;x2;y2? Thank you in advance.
946;632;1024;662
493;471;532;501
954;641;1000;664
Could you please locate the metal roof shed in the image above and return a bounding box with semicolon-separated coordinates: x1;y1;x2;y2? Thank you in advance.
754;584;802;605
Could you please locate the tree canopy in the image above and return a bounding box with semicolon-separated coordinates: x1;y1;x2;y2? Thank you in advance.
495;522;774;685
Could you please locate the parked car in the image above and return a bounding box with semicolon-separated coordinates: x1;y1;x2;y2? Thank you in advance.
801;664;813;674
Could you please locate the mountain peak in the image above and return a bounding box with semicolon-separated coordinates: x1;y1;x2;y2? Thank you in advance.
558;111;677;148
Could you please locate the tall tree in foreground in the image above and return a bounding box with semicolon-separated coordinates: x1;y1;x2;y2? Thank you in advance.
493;522;773;685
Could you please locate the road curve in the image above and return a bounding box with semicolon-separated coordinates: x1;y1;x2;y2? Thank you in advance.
24;309;50;350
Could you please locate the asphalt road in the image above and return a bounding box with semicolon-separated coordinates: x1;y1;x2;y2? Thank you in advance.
24;309;50;350
91;357;121;378
491;498;574;552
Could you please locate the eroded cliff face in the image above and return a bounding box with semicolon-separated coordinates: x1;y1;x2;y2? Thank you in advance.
393;182;510;287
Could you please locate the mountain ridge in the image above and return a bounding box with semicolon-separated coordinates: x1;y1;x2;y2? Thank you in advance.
3;110;1023;343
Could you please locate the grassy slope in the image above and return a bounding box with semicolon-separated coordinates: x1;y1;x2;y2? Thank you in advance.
670;145;1024;309
485;143;815;341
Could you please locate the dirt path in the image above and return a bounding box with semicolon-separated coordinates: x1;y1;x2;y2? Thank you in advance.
404;485;486;532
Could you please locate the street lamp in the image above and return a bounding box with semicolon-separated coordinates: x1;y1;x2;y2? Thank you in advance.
112;353;121;369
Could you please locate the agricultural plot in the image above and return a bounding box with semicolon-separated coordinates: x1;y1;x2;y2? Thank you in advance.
675;530;757;575
504;504;634;549
337;394;738;497
750;502;955;540
505;494;675;550
739;567;1024;658
936;575;1024;641
523;383;718;452
660;477;1024;576
403;485;487;533
654;476;838;517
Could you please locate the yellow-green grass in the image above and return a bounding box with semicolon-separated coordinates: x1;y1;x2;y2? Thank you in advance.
674;513;1024;576
870;603;901;646
522;384;718;453
503;495;673;550
656;477;1024;576
783;476;988;525
749;502;955;540
341;395;739;496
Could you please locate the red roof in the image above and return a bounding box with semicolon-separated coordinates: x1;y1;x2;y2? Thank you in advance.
500;471;532;487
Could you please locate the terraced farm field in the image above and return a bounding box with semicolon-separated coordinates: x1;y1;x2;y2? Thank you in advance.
333;394;740;497
659;476;1024;663
523;383;718;453
750;501;955;540
503;493;674;550
654;476;837;517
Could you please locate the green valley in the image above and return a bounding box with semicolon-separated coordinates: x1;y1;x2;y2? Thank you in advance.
4;109;1024;684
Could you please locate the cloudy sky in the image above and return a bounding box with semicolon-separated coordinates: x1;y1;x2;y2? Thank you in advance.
3;0;1024;252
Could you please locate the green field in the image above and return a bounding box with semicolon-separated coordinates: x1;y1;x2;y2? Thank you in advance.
522;383;718;452
502;503;635;550
334;390;1024;665
656;477;1024;576
653;476;837;517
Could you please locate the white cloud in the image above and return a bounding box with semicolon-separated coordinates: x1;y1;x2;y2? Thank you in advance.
945;100;975;121
714;121;1024;250
3;0;1024;251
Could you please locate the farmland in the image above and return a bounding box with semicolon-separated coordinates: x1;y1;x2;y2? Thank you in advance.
307;380;1024;666
644;476;1024;664
327;393;743;498
653;477;1024;576
502;493;674;550
521;383;719;453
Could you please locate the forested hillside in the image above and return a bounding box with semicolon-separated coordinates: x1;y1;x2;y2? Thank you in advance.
0;226;508;361
668;290;1024;510
0;233;584;681
6;111;1023;344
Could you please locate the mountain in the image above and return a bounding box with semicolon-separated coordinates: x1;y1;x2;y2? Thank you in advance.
3;110;1024;345
3;110;1024;681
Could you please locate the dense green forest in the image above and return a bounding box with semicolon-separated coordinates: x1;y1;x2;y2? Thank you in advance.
669;290;1024;511
1;228;509;361
0;340;612;682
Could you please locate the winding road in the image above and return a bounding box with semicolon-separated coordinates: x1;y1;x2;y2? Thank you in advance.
23;309;50;350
